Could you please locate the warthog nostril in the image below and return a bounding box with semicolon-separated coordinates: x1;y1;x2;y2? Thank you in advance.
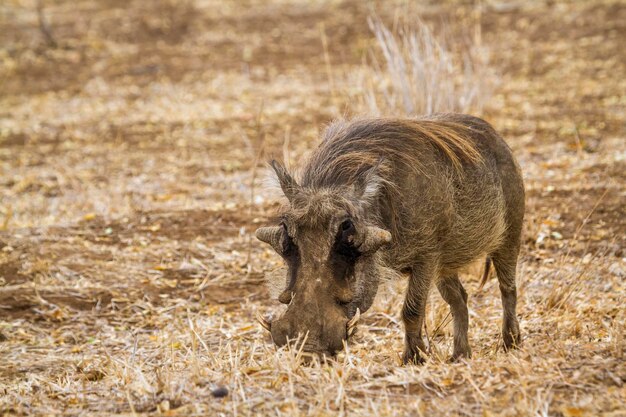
256;312;271;332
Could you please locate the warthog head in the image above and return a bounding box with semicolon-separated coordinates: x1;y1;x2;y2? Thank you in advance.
255;161;391;357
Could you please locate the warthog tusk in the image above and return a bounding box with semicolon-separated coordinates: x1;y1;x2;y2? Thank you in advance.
347;308;360;335
347;326;357;337
256;312;271;332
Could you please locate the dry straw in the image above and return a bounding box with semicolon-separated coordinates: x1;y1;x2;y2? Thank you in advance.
353;16;497;117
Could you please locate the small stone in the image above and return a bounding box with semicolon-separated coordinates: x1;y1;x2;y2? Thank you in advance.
211;386;229;398
158;400;170;412
608;262;625;278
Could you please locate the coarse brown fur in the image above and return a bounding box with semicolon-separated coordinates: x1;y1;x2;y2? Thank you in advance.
256;113;525;363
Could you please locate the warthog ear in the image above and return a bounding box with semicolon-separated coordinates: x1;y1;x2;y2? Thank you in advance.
352;161;386;204
358;226;392;254
255;226;283;253
270;160;299;201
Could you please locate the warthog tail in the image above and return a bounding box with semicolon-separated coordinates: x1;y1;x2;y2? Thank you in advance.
478;257;492;290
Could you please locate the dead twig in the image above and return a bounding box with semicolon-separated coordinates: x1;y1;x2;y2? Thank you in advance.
245;102;266;267
36;0;57;48
319;22;338;107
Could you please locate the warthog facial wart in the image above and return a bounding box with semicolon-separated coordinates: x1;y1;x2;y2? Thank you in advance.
255;114;524;363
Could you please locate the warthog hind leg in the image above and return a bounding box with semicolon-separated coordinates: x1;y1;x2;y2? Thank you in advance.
492;248;521;350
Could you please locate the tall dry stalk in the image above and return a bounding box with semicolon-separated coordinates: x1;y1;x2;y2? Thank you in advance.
353;16;497;116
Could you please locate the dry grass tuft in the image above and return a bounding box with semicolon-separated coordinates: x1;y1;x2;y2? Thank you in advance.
352;15;497;117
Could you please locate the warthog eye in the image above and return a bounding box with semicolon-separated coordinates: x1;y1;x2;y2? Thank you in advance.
330;220;358;304
339;219;356;243
280;222;297;257
280;222;300;300
332;219;360;273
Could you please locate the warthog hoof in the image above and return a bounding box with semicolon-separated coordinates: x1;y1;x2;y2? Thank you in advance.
402;337;426;365
402;349;426;365
502;319;521;351
448;345;472;362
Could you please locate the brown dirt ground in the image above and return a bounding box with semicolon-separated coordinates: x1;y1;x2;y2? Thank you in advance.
0;0;624;416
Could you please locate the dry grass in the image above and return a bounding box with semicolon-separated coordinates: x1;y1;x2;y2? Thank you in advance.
1;0;625;416
350;14;496;116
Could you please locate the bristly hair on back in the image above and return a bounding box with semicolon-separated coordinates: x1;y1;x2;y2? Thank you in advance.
299;116;484;191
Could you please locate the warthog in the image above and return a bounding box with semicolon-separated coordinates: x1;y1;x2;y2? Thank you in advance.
255;114;524;363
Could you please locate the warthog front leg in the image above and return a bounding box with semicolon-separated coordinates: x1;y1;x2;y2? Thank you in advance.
436;274;471;360
402;263;435;365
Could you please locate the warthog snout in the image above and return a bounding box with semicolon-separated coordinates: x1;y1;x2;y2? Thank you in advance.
257;307;361;357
